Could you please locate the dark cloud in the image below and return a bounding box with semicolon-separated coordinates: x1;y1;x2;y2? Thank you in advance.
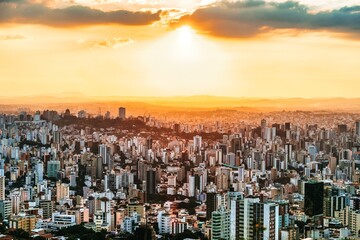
175;1;360;38
0;0;161;26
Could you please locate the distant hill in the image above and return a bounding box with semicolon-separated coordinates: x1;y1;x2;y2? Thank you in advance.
1;94;360;115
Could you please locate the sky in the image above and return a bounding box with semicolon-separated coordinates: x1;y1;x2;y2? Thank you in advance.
0;0;360;98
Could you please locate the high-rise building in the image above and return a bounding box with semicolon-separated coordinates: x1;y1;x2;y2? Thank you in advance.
158;211;172;234
64;109;71;118
47;160;60;178
261;119;267;128
174;124;180;133
231;138;242;153
304;181;324;217
127;202;145;222
336;206;360;236
351;196;360;210
170;219;188;235
230;197;260;240
70;172;77;187
193;135;202;153
9;215;36;232
10;192;21;215
323;185;333;217
188;175;195;197
0;176;5;200
211;206;230;240
39;200;55;219
36;161;44;183
281;227;299;240
118;107;126;120
104;111;111;119
146;137;153;150
66;208;89;224
348;209;360;235
0;159;4;177
338;124;347;134
99;144;110;165
53;130;63;145
146;169;156;196
356;120;360;136
230;197;280;240
194;173;203;193
87;196;96;217
308;145;318;161
56;181;70;202
253;202;279;240
96;156;103;179
216;173;229;191
277;200;290;228
206;192;217;220
0;200;12;219
284;143;292;170
261;119;267;138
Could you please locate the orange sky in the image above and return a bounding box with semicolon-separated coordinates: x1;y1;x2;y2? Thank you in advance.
0;0;360;98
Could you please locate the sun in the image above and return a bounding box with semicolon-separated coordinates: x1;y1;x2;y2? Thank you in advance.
176;25;194;44
171;25;197;59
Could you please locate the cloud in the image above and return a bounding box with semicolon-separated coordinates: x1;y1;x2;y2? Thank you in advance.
91;37;134;48
0;0;26;3
48;0;217;12
0;0;161;27
175;0;360;38
0;34;26;40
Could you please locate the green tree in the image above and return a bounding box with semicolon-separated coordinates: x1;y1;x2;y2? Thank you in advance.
10;228;30;240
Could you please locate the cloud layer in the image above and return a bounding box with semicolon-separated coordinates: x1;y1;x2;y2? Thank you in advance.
0;0;161;27
176;0;360;37
0;34;26;40
91;37;134;48
1;0;360;38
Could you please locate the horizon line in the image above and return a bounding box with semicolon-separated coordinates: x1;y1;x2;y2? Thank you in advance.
0;93;359;100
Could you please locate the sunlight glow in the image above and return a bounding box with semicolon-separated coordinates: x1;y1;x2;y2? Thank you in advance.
176;26;194;45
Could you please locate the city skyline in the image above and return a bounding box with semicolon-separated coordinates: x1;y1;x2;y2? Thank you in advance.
0;107;360;239
1;0;360;98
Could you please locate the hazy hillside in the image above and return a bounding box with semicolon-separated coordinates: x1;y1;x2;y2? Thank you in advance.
1;94;360;115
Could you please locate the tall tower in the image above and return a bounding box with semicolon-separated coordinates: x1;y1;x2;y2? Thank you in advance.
211;206;230;240
118;107;126;120
56;181;70;202
36;161;44;183
146;169;156;196
261;119;267;139
0;176;5;200
188;175;195;197
193;135;202;153
304;181;324;217
99;144;110;165
284;143;292;170
231;138;242;154
254;202;279;240
261;119;267;128
230;197;260;240
53;130;63;145
356;120;360;136
206;192;217;220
